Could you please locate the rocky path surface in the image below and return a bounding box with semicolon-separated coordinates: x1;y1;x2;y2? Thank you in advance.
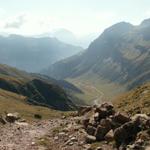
0;119;59;150
0;102;150;150
0;117;91;150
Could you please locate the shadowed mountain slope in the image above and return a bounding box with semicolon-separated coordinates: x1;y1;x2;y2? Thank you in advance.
0;64;79;111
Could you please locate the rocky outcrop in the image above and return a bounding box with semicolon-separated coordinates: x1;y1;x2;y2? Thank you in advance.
0;112;22;124
79;103;150;149
5;112;20;123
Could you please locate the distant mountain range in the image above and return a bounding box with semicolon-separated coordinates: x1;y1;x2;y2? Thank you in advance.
46;19;150;91
0;34;83;72
36;28;99;48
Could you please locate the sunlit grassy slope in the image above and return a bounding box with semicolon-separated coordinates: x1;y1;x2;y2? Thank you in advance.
113;82;150;115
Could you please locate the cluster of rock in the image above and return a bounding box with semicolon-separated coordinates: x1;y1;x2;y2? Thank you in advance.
0;112;21;124
79;103;150;149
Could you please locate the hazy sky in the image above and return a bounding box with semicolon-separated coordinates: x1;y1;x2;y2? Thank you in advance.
0;0;150;36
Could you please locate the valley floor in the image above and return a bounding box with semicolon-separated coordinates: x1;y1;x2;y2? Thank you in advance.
75;81;105;105
67;74;126;104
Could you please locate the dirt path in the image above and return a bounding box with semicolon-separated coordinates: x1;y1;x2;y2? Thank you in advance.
0;117;87;150
0;119;60;150
76;82;105;105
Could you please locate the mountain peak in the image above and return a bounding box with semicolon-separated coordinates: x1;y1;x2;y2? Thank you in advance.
113;21;133;27
103;21;133;35
47;19;150;94
140;18;150;27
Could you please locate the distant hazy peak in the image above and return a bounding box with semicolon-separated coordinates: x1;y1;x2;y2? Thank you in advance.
9;34;23;38
140;18;150;27
52;28;76;37
88;21;134;49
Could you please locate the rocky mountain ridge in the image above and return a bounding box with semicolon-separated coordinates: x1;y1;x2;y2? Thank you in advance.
0;64;80;110
46;19;150;91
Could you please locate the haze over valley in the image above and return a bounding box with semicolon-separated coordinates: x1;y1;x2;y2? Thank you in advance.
0;0;150;149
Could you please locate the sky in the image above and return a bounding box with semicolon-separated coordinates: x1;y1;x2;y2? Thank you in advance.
0;0;150;37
